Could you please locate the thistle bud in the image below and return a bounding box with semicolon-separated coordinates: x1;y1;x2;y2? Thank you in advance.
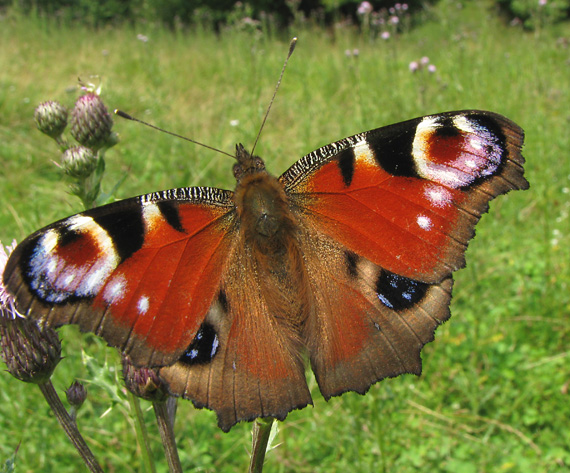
70;93;114;151
66;380;88;409
34;101;68;140
0;311;62;385
122;355;169;402
61;146;98;178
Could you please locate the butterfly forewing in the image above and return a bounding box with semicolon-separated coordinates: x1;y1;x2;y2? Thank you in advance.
4;187;238;366
281;110;528;283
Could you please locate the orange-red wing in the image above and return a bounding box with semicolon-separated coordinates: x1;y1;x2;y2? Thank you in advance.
3;187;238;367
281;110;528;283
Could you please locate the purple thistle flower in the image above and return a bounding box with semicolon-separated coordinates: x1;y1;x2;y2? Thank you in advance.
0;241;18;314
70;93;114;151
357;1;373;15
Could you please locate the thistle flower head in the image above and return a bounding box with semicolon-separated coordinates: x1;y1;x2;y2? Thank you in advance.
66;380;88;409
61;146;98;178
0;240;62;384
34;101;68;140
70;93;114;151
0;315;62;384
122;355;170;402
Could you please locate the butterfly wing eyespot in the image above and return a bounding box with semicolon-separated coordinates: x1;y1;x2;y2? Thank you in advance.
3;187;238;367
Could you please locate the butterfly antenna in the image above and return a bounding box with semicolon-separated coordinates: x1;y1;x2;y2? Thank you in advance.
114;109;235;159
250;37;297;157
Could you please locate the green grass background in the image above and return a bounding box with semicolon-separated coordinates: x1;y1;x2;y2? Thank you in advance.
0;1;569;471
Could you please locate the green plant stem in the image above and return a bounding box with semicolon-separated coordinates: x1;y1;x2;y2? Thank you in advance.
127;391;156;473
248;418;275;473
37;380;103;473
153;400;182;473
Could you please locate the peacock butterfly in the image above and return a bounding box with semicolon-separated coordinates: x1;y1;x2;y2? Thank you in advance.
3;109;528;432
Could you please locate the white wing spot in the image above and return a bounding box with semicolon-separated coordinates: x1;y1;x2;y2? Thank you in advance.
103;276;126;304
63;273;76;286
353;139;375;164
470;136;483;150
41;230;59;253
142;203;162;232
417;215;433;231
46;257;58;277
424;185;452;208
137;295;150;316
453;115;478;134
84;265;111;294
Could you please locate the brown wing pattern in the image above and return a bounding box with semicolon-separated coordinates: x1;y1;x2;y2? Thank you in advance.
294;218;453;398
160;239;312;432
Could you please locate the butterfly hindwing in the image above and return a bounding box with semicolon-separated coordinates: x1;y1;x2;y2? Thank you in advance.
160;240;313;432
296;223;453;398
4;187;238;366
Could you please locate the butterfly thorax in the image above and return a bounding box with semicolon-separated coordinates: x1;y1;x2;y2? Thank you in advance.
234;162;296;255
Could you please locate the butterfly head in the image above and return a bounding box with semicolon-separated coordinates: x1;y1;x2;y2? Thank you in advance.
233;144;266;183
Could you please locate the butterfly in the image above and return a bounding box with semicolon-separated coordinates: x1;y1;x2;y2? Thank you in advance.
3;110;528;431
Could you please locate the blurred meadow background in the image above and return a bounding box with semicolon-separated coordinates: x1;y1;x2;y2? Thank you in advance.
0;0;569;471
